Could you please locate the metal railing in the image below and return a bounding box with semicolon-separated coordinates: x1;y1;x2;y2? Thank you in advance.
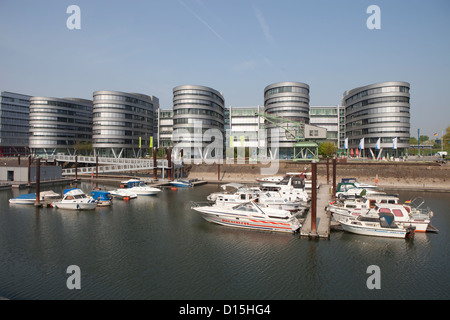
41;155;183;176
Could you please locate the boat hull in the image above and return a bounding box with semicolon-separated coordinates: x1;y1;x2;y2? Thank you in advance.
193;208;301;233
9;199;36;205
128;188;161;196
340;220;406;238
52;202;98;210
331;209;430;232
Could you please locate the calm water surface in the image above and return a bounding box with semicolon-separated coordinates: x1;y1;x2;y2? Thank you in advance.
0;183;449;300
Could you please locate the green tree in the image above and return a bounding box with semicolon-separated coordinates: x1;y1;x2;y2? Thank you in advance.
74;141;92;155
443;126;450;150
410;137;418;145
318;142;337;158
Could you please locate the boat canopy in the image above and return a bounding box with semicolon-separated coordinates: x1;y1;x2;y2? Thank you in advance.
90;191;112;201
221;183;244;191
379;212;397;228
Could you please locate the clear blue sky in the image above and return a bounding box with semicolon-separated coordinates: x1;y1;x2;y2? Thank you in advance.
1;0;449;138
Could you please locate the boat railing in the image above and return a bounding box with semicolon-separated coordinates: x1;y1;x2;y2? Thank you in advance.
190;201;211;208
410;206;433;219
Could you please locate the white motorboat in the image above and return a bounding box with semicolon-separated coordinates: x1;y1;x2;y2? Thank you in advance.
110;188;137;200
335;201;433;233
120;179;161;196
256;175;284;183
335;181;384;198
191;200;302;233
170;179;193;188
260;173;309;202
52;188;98;210
341;178;378;189
208;183;305;212
339;212;416;239
9;190;61;205
208;183;303;212
329;194;400;221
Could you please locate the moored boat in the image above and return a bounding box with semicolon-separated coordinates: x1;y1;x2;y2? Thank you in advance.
191;199;302;233
260;173;309;202
110;188;137;200
170;179;193;188
89;190;113;206
52;188;98;210
335;181;384;198
341;178;378;189
332;199;433;232
120;179;161;196
329;194;400;221
9;190;61;205
339;212;416;239
208;183;304;213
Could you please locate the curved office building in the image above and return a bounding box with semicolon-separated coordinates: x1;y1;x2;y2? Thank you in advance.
263;82;310;159
29;97;93;156
343;81;410;158
172;85;225;159
93;91;158;158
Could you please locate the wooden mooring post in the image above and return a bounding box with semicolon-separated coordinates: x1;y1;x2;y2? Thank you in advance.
310;161;317;237
153;147;158;181
34;158;41;207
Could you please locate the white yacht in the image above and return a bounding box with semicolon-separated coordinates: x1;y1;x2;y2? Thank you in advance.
260;173;309;202
110;188;137;200
207;183;304;212
52;189;98;210
338;202;432;233
339;212;416;239
9;190;60;205
191;200;302;233
120;179;161;196
329;194;400;221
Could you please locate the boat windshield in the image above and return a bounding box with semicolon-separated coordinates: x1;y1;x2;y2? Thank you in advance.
234;203;258;213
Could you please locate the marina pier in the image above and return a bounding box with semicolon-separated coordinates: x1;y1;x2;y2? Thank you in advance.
300;183;332;238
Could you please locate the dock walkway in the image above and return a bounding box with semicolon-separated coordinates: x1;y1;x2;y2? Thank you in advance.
300;184;332;238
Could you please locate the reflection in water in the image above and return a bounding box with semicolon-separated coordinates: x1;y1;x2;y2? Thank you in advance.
0;183;449;300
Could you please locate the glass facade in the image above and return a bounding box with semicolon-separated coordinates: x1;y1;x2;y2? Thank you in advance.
93;91;158;158
343;81;410;158
158;109;173;148
264;82;310;159
29;97;93;156
0;91;31;156
172;85;225;159
309;105;345;147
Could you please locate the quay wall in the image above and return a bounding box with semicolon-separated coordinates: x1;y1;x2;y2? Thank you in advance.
185;161;450;191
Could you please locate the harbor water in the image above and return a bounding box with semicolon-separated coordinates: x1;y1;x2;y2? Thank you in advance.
0;182;449;300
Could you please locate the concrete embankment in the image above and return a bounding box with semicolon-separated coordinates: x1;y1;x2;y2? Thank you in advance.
185;160;450;192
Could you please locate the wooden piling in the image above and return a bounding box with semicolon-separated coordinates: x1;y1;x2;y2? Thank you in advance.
332;158;337;200
310;162;317;235
96;155;99;179
75;155;78;182
153;147;157;180
28;155;31;186
35;158;41;206
167;148;172;181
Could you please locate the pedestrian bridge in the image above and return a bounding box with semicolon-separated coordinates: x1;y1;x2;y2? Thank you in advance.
42;155;183;176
